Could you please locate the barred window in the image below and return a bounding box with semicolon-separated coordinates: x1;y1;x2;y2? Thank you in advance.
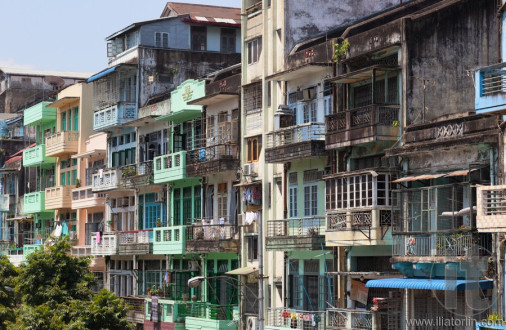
244;83;262;114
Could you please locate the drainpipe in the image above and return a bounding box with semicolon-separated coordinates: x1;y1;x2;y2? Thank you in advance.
498;238;506;319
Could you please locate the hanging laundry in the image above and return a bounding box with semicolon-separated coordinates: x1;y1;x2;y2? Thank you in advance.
96;231;101;244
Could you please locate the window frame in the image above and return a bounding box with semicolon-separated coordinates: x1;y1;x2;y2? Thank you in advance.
246;136;262;163
247;37;262;65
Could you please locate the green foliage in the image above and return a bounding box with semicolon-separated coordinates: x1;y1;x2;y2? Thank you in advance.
0;255;19;329
2;238;133;329
332;40;350;63
17;239;94;306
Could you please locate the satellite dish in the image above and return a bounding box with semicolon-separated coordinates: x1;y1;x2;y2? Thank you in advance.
44;75;65;86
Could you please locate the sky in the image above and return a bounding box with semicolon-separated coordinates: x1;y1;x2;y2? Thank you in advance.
0;0;241;74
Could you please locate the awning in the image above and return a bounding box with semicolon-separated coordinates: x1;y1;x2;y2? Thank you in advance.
393;169;476;183
365;278;493;291
188;92;238;106
6;216;33;222
226;266;258;275
71;149;106;159
234;180;262;187
47;96;80;108
87;65;119;83
326;65;399;84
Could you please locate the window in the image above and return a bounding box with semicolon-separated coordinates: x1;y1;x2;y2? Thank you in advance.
61;113;66;131
217;183;228;219
304;185;318;216
247;136;261;162
155;32;169;48
244;83;262;114
191;26;207;51
247;37;262;64
220;28;236;53
73;107;79;131
303;101;317;123
247;236;258;261
289;172;298;218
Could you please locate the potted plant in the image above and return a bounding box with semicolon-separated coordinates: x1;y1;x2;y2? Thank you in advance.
75;178;81;188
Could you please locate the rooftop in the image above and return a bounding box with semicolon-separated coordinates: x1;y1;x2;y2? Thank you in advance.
0;67;92;79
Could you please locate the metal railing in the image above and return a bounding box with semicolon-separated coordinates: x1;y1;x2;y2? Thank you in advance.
326;105;399;133
267;308;325;330
186;144;239;164
327;308;376;329
327;211;381;230
392;233;475;256
266;216;325;237
186;224;237;241
45;131;79;147
266;122;325;148
118;229;153;244
480;68;506;95
92;168;121;191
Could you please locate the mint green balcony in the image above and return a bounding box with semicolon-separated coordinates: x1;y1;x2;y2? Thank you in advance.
156;79;204;124
22;244;43;262
154;151;187;183
23;144;55;167
152;226;186;254
23;101;56;126
24;191;45;214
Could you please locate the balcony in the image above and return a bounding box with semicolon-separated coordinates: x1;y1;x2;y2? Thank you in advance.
120;161;154;188
266;216;325;251
477;185;506;232
45;131;79;157
93;103;137;131
265;123;325;163
91;232;118;255
123;296;145;324
71;187;106;209
118;229;153;255
71;246;105;269
327;308;378;330
152;225;186;254
0;194;11;212
23;101;56;126
23;144;55;167
326;105;399;149
186;144;239;177
185;304;238;330
153;151;186;184
7;248;24;267
24;191;46;214
92;168;121;192
157;79;204;123
266;308;325;330
475;63;506;113
45;186;75;210
326;210;392;247
186;220;239;253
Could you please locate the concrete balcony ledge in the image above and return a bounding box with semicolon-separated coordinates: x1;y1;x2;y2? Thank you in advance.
92;168;121;192
93;103;137;132
45;131;79;157
153;151;187;183
72;187;106;209
24;191;46;214
23;144;55;167
45;185;75;210
153;225;187;254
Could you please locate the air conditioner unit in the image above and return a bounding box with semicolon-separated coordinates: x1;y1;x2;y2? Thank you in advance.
246;316;258;330
243;163;257;176
155;192;166;203
302;87;315;101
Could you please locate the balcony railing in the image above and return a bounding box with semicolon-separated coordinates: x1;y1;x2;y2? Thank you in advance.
71;187;106;209
45;131;79;156
93;103;137;131
92;168;121;192
326;105;399;148
327;308;376;330
392;233;479;257
23;144;55;167
118;229;153;244
186;224;237;241
267;308;325;330
90;232;118;255
267;217;325;237
153;225;186;254
266;123;325;148
45;185;74;209
24;191;45;214
186;144;239;176
154;151;186;183
120;161;154;187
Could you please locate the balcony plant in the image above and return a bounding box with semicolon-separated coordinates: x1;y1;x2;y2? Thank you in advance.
121;166;137;178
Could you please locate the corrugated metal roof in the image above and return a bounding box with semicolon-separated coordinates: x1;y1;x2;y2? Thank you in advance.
87;65;120;83
0;67;92;79
393;169;476;183
163;2;240;21
365;278;493;291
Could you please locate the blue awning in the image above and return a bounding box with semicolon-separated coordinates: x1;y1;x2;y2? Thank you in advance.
365;278;493;291
87;65;119;83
